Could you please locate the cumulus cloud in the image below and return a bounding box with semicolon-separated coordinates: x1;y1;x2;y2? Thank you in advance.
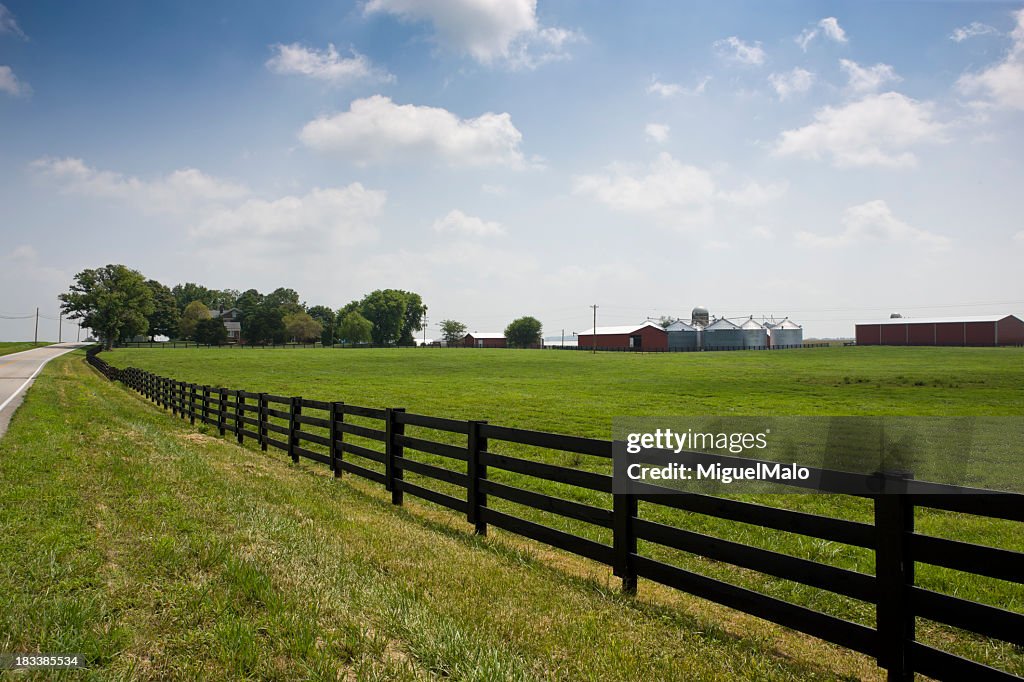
840;59;901;95
0;4;26;39
644;123;670;143
0;65;29;96
950;22;998;43
31;157;250;211
646;75;710;97
797;200;950;250
797;17;848;51
957;9;1024;110
432;209;505;236
718;181;788;205
769;68;814;99
364;0;582;68
266;43;394;84
774;92;945;168
299;95;525;167
714;36;765;66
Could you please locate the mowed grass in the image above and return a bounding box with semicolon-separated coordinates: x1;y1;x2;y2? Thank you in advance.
101;345;1024;675
0;342;49;357
0;353;893;681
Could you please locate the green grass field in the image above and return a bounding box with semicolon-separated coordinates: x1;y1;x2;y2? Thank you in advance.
0;342;49;357
97;345;1024;675
1;352;891;680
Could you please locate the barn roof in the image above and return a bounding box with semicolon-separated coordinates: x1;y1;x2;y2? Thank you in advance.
465;332;505;339
857;315;1022;326
577;322;666;336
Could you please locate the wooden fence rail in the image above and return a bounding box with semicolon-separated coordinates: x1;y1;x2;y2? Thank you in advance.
84;346;1023;681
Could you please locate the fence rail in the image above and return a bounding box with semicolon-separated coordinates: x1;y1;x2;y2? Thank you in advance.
114;340;834;352
84;346;1023;681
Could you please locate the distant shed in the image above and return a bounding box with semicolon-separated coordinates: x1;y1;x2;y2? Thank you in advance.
576;322;668;351
463;333;507;348
855;315;1024;347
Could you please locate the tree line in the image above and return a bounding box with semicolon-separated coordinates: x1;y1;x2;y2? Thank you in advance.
59;264;426;349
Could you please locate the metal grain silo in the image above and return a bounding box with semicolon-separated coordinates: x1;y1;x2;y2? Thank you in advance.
666;319;700;350
769;318;803;347
702;317;744;349
739;316;768;349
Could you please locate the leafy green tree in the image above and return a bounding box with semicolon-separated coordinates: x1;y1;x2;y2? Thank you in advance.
244;305;286;344
60;264;155;349
359;289;408;345
171;283;217;312
145;279;179;341
195;318;228;345
265;287;303;316
283;312;323;343
211;289;240;311
337;311;373;344
440;319;467;346
236;288;263;314
505;316;543;348
658;316;678;329
179;301;211;340
398;291;427;345
307;305;336;345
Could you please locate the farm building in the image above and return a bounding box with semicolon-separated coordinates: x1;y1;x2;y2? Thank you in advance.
463;333;507;348
855;315;1024;347
576;322;668;351
666;319;701;350
702;318;745;350
767;318;803;347
739;317;769;349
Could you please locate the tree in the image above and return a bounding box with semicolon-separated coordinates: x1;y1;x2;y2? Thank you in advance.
171;282;216;312
211;289;240;311
195;318;228;345
60;264;154;349
658;316;678;329
359;289;408;345
307;305;336;345
244;305;286;344
265;287;303;316
505;316;542;348
398;291;427;345
337;311;373;344
145;279;179;341
283;312;323;343
440;319;467;346
179;301;211;340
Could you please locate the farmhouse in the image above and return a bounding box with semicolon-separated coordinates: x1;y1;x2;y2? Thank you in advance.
855;314;1024;347
210;307;243;344
576;322;668;351
463;332;507;348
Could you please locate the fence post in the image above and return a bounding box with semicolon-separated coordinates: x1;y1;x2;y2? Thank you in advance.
258;393;268;452
218;387;227;436
189;384;197;426
613;493;639;594
385;407;406;505
874;471;915;682
289;397;302;463
236;392;245;445
202;386;211;424
330;402;344;478
467;420;488;536
179;382;186;419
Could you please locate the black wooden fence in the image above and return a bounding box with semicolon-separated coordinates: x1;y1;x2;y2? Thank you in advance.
84;346;1023;681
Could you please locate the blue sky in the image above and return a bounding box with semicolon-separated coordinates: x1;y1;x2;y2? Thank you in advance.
1;0;1022;340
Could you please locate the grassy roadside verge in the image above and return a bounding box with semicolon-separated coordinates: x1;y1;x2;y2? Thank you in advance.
0;352;886;680
0;342;50;357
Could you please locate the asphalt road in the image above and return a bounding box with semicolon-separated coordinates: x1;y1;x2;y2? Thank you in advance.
0;343;89;440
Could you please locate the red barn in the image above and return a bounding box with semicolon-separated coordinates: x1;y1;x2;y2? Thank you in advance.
576;322;668;351
463;333;507;348
855;315;1024;347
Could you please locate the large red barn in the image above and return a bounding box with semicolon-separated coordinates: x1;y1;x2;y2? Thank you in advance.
463;333;507;348
576;322;668;351
855;315;1024;347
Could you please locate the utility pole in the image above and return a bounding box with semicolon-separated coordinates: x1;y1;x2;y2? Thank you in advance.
58;314;62;343
591;304;598;354
422;315;428;346
77;322;81;342
34;307;39;345
561;328;564;347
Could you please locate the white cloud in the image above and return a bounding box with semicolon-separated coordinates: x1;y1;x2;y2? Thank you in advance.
705;240;731;251
769;67;815;99
719;181;788;205
797;17;848;51
481;183;508;196
1014;231;1024;244
644;123;670;143
299;95;525;168
31;157;250;211
840;59;901;95
432;209;505;236
957;9;1024;110
797;200;951;250
714;36;765;66
266;43;394;84
0;65;29;97
646;75;710;97
950;22;998;43
774;92;945;168
1;245;65;286
364;0;582;68
750;225;775;240
0;4;26;39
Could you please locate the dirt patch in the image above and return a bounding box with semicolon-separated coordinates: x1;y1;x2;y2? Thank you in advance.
180;433;219;444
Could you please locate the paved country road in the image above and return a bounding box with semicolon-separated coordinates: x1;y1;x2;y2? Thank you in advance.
0;343;90;440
